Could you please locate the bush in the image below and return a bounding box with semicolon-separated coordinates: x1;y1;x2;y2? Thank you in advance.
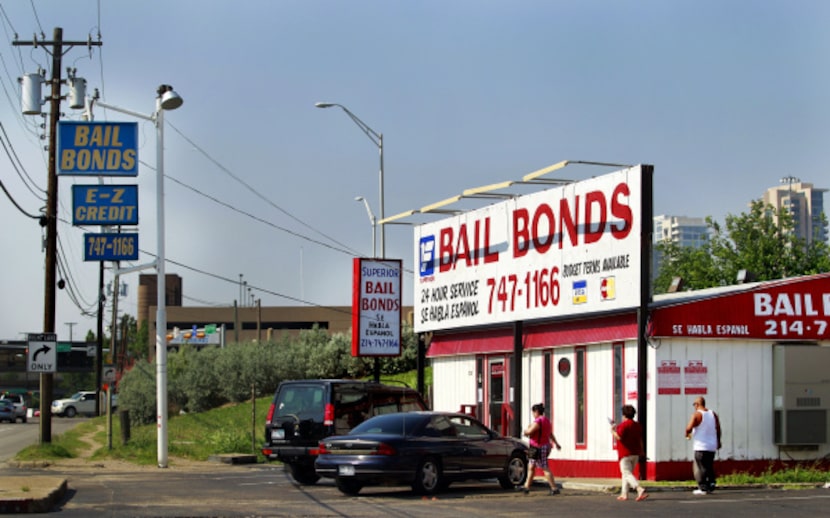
116;325;424;423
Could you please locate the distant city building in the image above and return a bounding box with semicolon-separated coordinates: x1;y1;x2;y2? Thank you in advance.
652;215;709;281
762;178;827;245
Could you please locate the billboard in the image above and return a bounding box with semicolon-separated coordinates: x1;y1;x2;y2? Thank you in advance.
83;232;139;261
58;121;138;176
72;185;138;226
414;166;643;333
352;258;403;356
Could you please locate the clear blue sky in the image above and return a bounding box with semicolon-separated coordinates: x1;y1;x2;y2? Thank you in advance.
0;1;828;341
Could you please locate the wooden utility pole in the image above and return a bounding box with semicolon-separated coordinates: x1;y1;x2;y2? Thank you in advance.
14;27;101;443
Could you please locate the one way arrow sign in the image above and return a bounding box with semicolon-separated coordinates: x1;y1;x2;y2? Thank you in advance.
27;333;57;373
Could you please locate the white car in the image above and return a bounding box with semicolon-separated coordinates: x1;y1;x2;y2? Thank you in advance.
52;391;117;417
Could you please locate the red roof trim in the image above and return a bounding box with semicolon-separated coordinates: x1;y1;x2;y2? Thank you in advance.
428;327;514;357
524;313;638;348
427;313;638;357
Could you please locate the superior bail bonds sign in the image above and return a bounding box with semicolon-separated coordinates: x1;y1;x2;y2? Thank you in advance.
352;258;403;356
414;166;644;333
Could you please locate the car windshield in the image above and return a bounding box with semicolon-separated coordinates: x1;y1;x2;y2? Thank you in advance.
69;392;84;400
0;400;12;408
274;385;324;419
349;413;426;436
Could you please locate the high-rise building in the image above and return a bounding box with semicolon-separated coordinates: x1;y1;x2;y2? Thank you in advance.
763;178;827;245
652;215;709;280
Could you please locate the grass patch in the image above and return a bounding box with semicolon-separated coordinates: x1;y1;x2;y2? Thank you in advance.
15;397;272;465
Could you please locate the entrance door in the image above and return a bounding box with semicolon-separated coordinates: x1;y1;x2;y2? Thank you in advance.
487;359;505;432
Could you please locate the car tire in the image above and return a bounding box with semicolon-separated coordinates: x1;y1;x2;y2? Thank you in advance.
412;456;442;495
499;452;528;489
65;407;77;418
335;478;363;496
288;463;320;485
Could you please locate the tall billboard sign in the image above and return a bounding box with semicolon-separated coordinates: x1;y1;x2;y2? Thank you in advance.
414;165;643;333
352;258;403;356
58;121;139;176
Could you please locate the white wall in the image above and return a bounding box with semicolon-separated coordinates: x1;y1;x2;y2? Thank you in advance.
654;338;776;462
431;356;477;413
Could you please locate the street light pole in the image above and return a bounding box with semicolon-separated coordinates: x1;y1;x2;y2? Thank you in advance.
355;196;376;257
315;102;385;258
87;84;183;468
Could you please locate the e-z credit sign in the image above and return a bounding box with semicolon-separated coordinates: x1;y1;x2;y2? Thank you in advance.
72;185;138;225
83;233;139;261
58;121;138;176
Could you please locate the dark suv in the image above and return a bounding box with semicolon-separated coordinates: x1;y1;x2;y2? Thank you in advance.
262;379;427;484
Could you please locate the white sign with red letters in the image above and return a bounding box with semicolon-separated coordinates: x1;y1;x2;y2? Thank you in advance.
414;166;643;333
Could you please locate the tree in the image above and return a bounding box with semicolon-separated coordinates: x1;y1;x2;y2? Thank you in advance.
654;200;830;293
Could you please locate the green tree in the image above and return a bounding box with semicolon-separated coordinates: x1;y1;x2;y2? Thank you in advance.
654;201;830;293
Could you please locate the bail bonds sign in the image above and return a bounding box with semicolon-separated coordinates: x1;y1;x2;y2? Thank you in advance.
414;166;644;333
352;258;403;357
58;121;138;176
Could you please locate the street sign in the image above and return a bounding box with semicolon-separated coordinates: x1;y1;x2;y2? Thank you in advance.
27;333;57;373
83;232;139;261
72;185;138;225
58;121;139;176
103;365;116;383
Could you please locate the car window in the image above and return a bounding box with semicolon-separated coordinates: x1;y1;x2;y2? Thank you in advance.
449;416;490;438
350;413;424;435
275;385;324;419
424;415;457;437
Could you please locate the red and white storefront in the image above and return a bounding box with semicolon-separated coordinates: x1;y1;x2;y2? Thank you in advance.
410;163;829;480
427;272;830;480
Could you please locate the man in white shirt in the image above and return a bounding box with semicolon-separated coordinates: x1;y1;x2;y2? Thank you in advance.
685;397;722;495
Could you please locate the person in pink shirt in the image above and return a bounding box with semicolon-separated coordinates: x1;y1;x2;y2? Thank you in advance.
520;403;562;495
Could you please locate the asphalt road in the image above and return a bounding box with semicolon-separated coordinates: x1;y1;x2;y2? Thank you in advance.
3;420;830;516
2;461;829;517
0;416;85;462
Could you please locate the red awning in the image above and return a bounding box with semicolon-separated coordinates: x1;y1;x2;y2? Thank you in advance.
427;312;638;357
524;313;638;348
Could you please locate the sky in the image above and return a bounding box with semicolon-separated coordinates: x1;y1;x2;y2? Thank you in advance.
0;0;828;342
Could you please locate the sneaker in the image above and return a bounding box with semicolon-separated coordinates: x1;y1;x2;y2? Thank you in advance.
692;489;708;496
549;488;560;495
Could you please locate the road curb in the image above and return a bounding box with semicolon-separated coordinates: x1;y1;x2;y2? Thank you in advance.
0;476;66;514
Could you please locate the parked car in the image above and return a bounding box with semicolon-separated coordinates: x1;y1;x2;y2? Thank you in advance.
315;411;528;496
0;393;27;423
0;400;16;423
262;379;428;485
51;391;117;417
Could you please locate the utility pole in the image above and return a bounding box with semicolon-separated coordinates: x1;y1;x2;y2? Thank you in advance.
14;27;102;443
64;322;77;342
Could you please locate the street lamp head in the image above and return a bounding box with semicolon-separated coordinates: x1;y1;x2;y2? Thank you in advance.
355;196;364;202
315;102;336;109
158;84;183;111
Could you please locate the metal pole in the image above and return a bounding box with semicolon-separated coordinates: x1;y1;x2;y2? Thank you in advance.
155;98;169;468
378;133;385;259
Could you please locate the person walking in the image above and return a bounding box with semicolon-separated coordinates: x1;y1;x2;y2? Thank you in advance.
611;405;648;501
520;403;561;495
685;396;722;495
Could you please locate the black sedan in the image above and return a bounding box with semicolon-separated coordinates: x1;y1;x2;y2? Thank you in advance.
315;411;528;496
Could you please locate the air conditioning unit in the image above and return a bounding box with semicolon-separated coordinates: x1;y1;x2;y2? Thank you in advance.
773;345;830;445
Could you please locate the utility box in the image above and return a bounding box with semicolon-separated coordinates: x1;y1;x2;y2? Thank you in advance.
773;345;830;445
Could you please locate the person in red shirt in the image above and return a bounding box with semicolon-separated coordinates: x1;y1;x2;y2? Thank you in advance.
611;405;648;501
